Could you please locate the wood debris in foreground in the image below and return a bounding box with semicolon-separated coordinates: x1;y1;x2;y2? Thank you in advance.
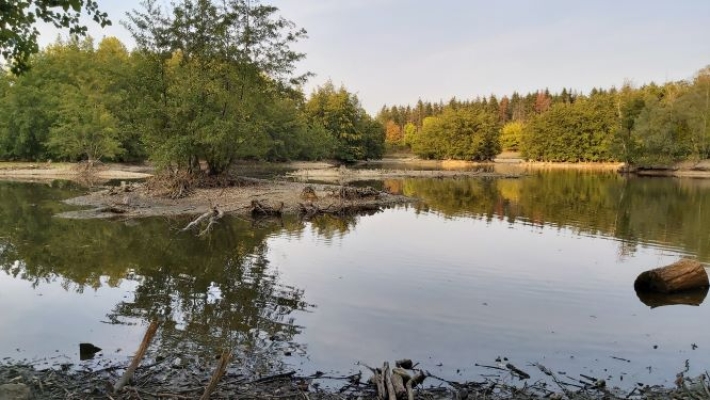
2;354;710;399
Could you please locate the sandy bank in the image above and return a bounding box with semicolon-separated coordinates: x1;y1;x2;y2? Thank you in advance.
58;178;412;219
0;162;153;181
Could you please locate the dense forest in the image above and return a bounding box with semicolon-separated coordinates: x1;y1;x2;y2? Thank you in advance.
378;67;710;165
0;0;384;172
0;0;708;170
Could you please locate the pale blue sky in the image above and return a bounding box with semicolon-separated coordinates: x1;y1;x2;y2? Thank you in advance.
39;0;710;113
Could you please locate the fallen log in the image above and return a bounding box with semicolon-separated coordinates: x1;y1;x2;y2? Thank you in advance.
634;259;709;294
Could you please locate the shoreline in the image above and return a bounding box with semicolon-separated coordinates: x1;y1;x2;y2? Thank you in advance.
58;178;413;219
0;355;701;400
2;159;710;220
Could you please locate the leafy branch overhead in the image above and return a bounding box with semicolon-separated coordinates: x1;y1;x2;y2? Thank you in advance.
0;0;111;74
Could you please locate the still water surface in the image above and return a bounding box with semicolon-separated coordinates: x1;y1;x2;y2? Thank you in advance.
1;172;710;386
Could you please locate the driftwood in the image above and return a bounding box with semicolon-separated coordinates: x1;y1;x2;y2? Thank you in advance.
114;321;159;392
634;259;709;294
405;372;426;400
199;349;232;400
383;362;397;400
373;367;386;400
182;206;224;236
390;371;407;399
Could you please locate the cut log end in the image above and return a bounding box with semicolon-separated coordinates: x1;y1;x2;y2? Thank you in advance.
634;259;709;294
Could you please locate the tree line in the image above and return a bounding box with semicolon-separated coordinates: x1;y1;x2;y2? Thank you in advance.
378;68;710;165
2;0;707;169
0;0;384;173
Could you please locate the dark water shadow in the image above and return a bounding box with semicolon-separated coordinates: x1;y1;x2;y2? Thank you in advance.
636;287;709;308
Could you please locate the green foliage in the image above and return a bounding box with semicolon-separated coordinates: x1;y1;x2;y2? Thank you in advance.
304;81;384;161
125;0;311;173
631;85;694;165
402;123;418;146
522;92;617;162
500;121;524;151
0;37;135;162
409;108;500;160
0;0;110;74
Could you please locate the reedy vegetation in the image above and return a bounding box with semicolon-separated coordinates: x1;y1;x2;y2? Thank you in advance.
0;0;383;172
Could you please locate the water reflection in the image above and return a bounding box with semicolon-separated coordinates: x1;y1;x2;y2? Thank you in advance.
2;173;710;383
0;182;313;373
378;172;710;262
636;287;709;308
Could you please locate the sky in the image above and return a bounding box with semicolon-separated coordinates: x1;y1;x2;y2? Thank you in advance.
37;0;710;114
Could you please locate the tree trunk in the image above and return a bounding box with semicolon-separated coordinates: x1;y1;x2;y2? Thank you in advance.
634;259;709;294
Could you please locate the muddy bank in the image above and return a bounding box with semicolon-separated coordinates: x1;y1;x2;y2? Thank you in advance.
59;178;412;219
0;356;703;400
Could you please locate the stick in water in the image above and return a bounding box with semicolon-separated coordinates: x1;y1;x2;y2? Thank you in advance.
114;320;160;392
200;349;233;400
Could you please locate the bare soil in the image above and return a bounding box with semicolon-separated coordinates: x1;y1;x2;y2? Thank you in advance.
0;162;152;182
58;178;412;220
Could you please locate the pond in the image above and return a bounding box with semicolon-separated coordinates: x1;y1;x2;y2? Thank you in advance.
1;171;710;387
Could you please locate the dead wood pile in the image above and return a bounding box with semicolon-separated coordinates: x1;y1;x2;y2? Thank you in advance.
3;350;710;400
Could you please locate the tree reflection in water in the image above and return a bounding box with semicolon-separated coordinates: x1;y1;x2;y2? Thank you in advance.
0;181;312;373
